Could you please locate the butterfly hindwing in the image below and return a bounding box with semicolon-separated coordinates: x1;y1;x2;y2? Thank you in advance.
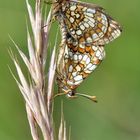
61;32;105;89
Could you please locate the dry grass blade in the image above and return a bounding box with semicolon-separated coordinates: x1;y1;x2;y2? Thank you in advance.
42;9;53;64
58;103;68;140
27;26;36;66
58;113;65;140
10;0;69;140
47;46;56;113
8;65;32;110
34;0;42;54
11;0;56;140
47;27;59;113
26;0;35;36
26;104;39;140
14;59;30;95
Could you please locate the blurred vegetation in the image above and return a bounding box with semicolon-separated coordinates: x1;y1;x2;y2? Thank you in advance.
0;0;140;140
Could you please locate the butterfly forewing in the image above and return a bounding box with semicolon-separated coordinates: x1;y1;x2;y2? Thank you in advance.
62;1;121;45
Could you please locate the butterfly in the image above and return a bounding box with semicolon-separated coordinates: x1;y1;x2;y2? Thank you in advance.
52;0;122;101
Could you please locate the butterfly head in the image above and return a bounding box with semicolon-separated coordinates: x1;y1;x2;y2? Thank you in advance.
57;80;77;97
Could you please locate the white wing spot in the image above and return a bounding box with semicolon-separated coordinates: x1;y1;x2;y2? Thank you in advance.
83;55;88;61
86;37;92;43
79;44;85;48
80;24;85;30
112;32;117;38
67;80;74;86
86;57;90;64
76;30;82;35
92;33;98;40
84;18;89;22
74;54;78;61
76;14;80;18
87;8;96;14
69;51;73;57
82;7;87;11
74;75;83;81
88;21;95;27
86;63;93;69
74;80;83;85
75;65;81;71
70;5;76;11
87;17;95;23
85;12;94;17
102;19;107;25
78;54;82;60
69;65;73;72
92;46;98;51
71;11;75;16
88;65;97;71
71;30;75;35
102;26;106;32
84;22;89;28
72;72;77;77
70;17;74;23
96;50;101;57
101;14;107;20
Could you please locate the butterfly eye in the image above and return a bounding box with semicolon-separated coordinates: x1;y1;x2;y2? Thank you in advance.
67;90;75;97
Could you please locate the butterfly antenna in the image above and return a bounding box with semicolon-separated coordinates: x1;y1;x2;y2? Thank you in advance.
76;93;97;103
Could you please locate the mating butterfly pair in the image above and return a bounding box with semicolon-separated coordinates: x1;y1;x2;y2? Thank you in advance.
52;0;122;101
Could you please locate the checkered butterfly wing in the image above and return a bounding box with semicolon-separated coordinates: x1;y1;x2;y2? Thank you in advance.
62;0;122;45
55;0;122;94
57;32;105;92
63;36;105;90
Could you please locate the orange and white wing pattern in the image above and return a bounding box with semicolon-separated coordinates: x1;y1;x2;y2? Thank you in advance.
56;32;105;96
53;0;122;97
61;0;122;45
63;40;105;90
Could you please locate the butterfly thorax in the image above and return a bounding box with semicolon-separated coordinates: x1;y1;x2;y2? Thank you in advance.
56;74;78;96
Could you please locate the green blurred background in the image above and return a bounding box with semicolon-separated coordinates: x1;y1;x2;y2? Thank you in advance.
0;0;140;140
